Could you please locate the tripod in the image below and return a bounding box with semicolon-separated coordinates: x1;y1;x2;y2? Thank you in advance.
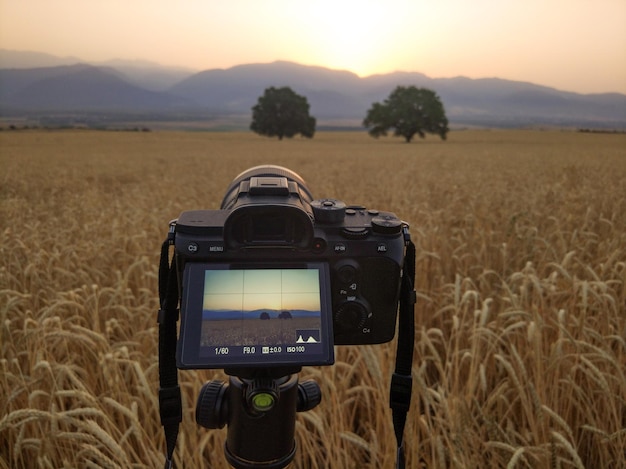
196;367;321;469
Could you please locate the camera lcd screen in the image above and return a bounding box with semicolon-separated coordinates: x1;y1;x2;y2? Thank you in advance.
177;262;334;369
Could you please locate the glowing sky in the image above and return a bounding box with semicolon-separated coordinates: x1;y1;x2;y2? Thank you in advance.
1;0;625;93
203;269;320;313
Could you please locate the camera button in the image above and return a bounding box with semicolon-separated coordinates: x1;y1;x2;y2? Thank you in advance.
187;242;199;253
337;265;357;283
334;243;347;253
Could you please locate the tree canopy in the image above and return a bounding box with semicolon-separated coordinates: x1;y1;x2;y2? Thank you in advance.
363;86;449;142
250;86;316;140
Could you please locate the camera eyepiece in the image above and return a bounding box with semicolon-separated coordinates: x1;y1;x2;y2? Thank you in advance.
220;165;315;250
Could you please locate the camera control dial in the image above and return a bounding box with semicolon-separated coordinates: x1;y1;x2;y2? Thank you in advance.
341;227;370;240
371;216;403;235
335;301;368;334
311;199;346;224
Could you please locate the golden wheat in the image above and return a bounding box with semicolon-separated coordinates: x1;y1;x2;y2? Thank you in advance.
1;130;625;468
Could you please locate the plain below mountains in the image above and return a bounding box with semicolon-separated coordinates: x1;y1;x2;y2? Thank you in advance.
202;309;319;321
1;50;624;128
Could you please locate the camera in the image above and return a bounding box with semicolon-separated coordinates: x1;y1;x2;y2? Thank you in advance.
158;165;414;469
172;165;406;371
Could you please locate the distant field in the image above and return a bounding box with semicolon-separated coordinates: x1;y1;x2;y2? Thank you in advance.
201;317;320;346
1;130;625;468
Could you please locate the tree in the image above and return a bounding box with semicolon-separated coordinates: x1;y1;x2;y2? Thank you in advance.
250;86;316;140
363;86;449;142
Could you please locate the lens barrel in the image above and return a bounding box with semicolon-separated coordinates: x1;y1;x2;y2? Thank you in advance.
221;165;314;210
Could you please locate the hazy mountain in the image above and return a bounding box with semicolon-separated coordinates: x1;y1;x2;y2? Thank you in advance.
0;49;82;68
168;61;365;117
202;309;319;321
168;62;626;126
0;63;188;111
1;50;624;128
0;49;197;91
429;77;626;125
97;58;197;91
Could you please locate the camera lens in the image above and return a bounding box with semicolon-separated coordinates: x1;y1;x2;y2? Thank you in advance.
221;165;314;210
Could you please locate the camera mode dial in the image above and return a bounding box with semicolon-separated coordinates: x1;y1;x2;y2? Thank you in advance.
371;215;403;235
311;199;346;224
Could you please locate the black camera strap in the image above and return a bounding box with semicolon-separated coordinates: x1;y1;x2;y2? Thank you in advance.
158;236;182;469
389;227;416;469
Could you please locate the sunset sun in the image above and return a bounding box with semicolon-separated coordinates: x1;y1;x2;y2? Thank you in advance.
296;1;404;76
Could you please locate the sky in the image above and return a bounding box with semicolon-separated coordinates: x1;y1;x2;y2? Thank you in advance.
203;269;320;312
1;0;625;94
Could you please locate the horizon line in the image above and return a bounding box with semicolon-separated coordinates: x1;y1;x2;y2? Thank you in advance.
2;48;624;96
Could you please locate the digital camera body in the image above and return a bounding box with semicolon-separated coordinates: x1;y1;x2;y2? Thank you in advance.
173;166;406;371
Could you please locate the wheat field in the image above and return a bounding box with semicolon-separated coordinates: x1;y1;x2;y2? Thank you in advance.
1;130;625;468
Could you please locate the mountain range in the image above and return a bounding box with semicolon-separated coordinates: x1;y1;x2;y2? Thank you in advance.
202;309;319;321
1;49;624;128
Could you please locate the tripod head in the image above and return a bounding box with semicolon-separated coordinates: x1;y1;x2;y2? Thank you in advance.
196;368;321;468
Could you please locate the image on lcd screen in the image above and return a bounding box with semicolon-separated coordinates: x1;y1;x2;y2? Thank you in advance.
200;269;322;347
